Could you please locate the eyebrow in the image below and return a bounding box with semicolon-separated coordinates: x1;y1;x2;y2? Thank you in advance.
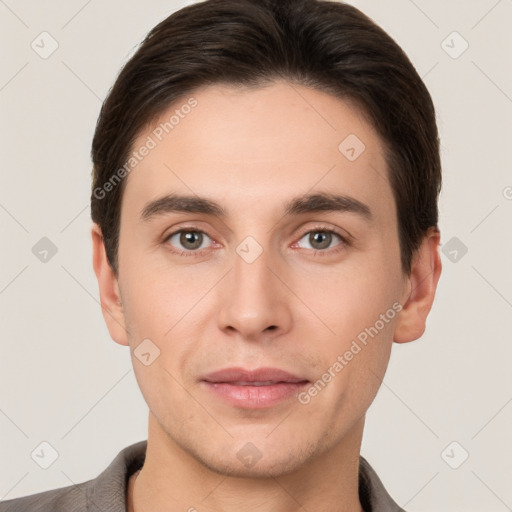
140;191;372;222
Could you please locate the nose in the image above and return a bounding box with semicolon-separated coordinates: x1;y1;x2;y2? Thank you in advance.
217;243;292;342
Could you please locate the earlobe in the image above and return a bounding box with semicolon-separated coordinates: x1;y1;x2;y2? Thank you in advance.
91;223;129;346
393;228;442;343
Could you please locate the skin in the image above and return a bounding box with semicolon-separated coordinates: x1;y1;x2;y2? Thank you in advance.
92;80;441;512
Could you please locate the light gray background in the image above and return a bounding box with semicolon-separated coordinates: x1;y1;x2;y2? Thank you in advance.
1;1;511;510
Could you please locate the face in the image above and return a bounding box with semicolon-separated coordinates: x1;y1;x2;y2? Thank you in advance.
104;81;413;477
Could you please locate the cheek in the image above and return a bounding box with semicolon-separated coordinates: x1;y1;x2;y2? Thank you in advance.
120;263;212;383
303;306;396;431
120;260;200;337
123;272;201;418
313;264;402;347
298;258;402;405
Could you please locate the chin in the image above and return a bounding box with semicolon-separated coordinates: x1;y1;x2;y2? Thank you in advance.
185;434;319;480
202;451;308;479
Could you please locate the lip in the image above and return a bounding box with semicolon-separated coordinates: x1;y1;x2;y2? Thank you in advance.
200;367;310;409
201;367;307;384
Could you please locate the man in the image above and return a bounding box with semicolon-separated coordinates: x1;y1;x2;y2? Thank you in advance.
0;0;442;511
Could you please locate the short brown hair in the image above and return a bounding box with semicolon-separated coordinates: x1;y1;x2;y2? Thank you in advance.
91;0;441;276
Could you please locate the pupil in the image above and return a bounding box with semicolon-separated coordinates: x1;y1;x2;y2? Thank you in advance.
181;231;202;249
311;231;331;249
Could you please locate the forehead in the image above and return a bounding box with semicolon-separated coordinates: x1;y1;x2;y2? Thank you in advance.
122;80;394;224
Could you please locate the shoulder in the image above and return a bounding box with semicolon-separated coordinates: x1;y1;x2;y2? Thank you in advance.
0;481;90;512
0;440;147;512
359;455;407;512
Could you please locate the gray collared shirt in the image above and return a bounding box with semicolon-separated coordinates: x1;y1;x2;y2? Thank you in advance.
0;440;405;511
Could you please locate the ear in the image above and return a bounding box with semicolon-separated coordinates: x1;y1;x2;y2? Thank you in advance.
394;227;442;343
91;223;129;346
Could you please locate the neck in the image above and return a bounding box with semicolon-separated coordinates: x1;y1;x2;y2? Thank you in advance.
128;413;366;512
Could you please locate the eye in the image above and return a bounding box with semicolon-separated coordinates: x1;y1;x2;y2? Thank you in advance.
163;226;348;257
296;229;346;252
165;229;213;253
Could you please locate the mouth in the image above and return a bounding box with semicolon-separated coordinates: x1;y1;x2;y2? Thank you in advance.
200;367;310;409
225;381;294;386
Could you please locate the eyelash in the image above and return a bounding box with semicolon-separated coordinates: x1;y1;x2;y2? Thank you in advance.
163;225;350;258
